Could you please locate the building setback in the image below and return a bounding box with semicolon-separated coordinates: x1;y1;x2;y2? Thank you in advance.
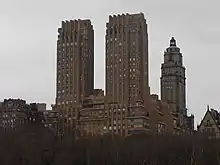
55;19;94;130
77;89;107;137
105;13;150;136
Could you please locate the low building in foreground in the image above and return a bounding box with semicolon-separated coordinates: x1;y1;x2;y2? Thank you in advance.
197;106;220;139
77;89;108;137
149;94;173;135
0;98;47;130
52;91;195;138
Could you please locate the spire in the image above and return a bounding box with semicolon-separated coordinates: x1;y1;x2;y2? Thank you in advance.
170;37;176;47
207;105;210;111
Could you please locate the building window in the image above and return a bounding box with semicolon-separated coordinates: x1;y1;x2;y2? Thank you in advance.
173;119;177;126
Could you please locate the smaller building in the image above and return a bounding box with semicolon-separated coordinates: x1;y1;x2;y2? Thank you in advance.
77;89;108;138
37;103;47;112
0;98;47;131
125;100;150;136
197;106;220;139
2;98;27;112
149;94;173;135
0;99;29;130
30;103;46;111
43;110;59;127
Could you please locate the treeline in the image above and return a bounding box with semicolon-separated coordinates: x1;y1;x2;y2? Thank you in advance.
71;134;220;165
0;123;56;165
1;124;220;165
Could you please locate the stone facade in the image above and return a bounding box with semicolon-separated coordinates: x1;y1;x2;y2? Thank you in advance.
0;99;29;130
160;37;194;133
105;13;150;136
149;94;173;135
76;89;107;137
55;19;94;131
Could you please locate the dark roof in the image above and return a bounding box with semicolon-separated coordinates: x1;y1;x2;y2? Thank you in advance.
198;108;220;131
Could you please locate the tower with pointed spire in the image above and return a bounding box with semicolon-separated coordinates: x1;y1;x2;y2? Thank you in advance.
160;37;187;128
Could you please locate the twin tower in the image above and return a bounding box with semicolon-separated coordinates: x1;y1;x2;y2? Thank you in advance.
55;13;189;134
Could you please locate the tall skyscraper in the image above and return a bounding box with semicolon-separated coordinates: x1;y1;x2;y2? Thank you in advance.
161;37;187;127
105;13;150;135
55;19;94;127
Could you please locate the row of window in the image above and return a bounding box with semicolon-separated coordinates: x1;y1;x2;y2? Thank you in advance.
106;73;138;81
107;23;140;33
58;33;88;42
107;64;137;70
108;125;126;131
57;100;77;105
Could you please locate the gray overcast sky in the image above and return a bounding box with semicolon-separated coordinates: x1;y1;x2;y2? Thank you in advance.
0;0;219;125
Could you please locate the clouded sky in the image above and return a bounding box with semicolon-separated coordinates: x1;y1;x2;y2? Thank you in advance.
1;0;219;125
